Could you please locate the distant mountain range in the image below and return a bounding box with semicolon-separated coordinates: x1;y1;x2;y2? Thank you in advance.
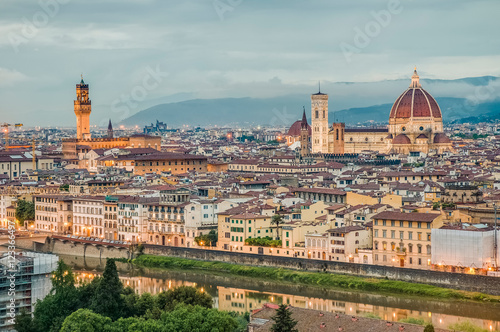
120;76;500;128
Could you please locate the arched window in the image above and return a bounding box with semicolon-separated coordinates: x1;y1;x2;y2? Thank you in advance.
315;110;319;118
336;129;339;140
355;232;359;236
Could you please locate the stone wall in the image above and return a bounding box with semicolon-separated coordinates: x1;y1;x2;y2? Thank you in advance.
33;237;131;260
144;244;500;296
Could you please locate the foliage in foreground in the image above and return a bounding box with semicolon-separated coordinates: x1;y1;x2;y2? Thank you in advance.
133;255;500;303
423;324;435;332
15;259;247;332
270;304;298;332
59;305;238;332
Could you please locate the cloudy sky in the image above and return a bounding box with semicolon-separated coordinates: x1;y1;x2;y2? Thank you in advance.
1;0;499;126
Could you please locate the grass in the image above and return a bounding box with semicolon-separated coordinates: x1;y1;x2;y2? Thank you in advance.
399;317;427;325
449;321;491;332
130;255;500;303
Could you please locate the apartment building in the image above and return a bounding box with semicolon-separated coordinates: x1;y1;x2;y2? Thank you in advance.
372;211;444;269
34;195;73;233
218;212;273;251
72;196;105;237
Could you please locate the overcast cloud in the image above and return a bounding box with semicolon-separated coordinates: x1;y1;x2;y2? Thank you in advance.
0;0;499;126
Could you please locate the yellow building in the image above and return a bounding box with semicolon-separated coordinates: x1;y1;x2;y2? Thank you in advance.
372;211;444;269
217;212;273;251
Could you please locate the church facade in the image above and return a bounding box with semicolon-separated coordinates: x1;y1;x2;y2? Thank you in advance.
62;78;161;161
286;69;454;155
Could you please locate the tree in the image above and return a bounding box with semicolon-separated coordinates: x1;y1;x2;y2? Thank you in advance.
157;286;212;311
271;214;284;240
270;304;298;332
423;324;435;332
51;260;76;293
15;199;35;226
14;308;34;332
59;184;70;192
194;230;218;247
90;259;124;320
60;309;113;332
159;304;238;332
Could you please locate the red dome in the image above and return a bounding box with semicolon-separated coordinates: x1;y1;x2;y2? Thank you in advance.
390;70;442;120
287;120;311;136
433;133;451;144
392;134;411;144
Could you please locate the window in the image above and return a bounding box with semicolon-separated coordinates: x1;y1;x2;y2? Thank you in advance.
400;231;404;239
382;230;387;238
408;232;413;240
418;245;422;254
418;232;422;241
408;222;413;228
391;230;395;239
427;233;431;241
391;221;395;227
382;220;386;226
418;222;422;229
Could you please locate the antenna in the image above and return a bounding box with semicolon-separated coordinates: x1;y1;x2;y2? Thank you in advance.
318;81;321;93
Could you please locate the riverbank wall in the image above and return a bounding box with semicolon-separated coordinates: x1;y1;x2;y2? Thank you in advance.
16;236;500;295
143;244;500;296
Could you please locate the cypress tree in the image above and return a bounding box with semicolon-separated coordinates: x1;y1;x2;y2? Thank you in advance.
90;259;124;320
271;304;298;332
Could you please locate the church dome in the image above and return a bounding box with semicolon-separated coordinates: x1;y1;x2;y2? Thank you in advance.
389;69;442;120
288;109;311;137
392;134;411;144
433;133;451;144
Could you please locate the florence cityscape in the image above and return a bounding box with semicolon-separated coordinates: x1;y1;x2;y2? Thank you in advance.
1;1;500;331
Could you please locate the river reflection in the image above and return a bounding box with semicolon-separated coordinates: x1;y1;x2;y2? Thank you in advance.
61;255;500;331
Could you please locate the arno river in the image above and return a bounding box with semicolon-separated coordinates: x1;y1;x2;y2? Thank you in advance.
59;255;500;331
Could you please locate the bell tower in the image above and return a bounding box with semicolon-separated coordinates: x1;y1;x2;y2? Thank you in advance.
74;75;92;140
311;83;329;154
299;107;310;156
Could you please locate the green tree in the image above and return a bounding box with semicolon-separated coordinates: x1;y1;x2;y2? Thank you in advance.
32;287;82;332
59;184;70;192
14;308;34;332
271;214;284;240
270;304;298;332
90;259;124;320
159;304;238;332
15;199;35;226
157;286;212;311
51;260;76;293
424;324;435;332
194;230;218;246
60;309;113;332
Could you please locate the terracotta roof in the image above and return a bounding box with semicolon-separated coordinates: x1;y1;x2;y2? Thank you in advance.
392;134;411;145
372;211;440;222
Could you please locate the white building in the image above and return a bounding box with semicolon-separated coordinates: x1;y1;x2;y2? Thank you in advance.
72;196;105;238
432;224;500;271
